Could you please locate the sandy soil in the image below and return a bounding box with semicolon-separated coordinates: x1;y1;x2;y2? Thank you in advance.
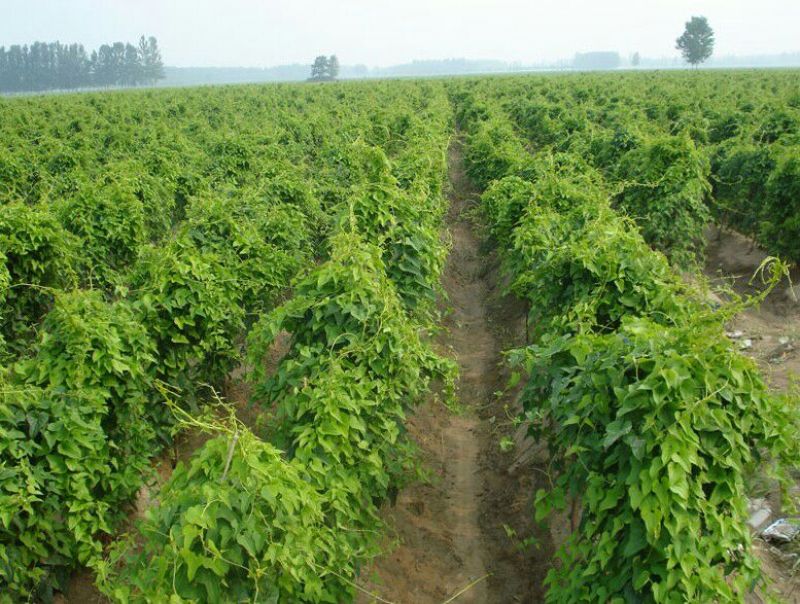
704;226;800;392
356;141;554;604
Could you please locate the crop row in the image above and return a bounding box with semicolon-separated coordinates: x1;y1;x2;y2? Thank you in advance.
453;82;800;602
97;103;456;602
453;71;799;267
0;81;454;601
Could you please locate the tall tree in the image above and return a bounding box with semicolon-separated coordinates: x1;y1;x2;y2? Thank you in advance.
88;49;99;87
111;42;127;85
631;52;641;68
310;55;329;81
676;16;714;67
64;43;90;89
327;55;340;80
139;36;164;84
123;43;142;86
93;44;115;86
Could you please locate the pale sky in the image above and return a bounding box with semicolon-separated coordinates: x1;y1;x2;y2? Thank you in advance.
1;0;798;67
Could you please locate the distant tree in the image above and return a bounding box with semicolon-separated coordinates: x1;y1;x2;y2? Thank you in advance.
139;36;165;84
327;55;340;79
676;16;714;67
61;43;90;89
123;43;142;85
88;50;99;85
631;52;641;67
309;55;329;81
28;43;47;90
93;44;116;86
111;42;127;84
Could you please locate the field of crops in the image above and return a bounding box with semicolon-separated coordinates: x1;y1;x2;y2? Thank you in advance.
0;70;799;603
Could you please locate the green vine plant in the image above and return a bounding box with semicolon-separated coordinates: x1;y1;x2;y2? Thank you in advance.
88;88;456;603
0;79;456;599
96;406;346;603
98;233;456;602
453;81;800;602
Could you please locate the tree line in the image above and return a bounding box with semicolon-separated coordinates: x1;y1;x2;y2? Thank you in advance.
0;36;164;93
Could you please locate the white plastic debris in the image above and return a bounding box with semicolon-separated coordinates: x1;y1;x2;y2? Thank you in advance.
761;518;800;543
739;339;753;350
778;336;790;346
748;498;772;529
727;330;744;339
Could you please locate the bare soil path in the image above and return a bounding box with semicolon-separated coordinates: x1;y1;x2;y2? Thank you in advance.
357;140;552;603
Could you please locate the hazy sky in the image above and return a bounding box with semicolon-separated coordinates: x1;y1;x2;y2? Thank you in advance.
1;0;798;67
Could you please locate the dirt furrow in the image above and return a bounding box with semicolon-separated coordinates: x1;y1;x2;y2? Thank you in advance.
357;139;553;603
